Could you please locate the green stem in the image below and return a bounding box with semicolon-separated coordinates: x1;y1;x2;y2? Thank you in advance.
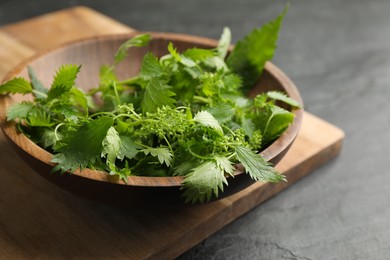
193;95;211;104
222;125;236;136
163;136;174;155
112;81;121;105
89;111;115;118
54;123;65;141
32;89;47;98
187;146;211;160
118;76;140;86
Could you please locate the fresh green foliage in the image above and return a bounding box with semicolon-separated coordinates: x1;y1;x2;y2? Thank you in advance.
6;101;34;121
114;34;151;64
193;111;223;135
0;8;302;203
227;6;288;92
52;116;114;173
141;78;176;113
235;146;285;182
0;77;32;94
267;90;301;108
182;161;227;204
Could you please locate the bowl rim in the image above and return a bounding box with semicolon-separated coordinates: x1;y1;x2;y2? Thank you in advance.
0;31;304;188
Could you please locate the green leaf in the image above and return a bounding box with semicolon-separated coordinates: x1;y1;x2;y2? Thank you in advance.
41;128;60;148
47;64;81;101
267;90;301;108
174;159;200;176
249;130;263;150
101;126;121;163
215;156;235;177
193;111;223;135
263;106;294;145
217;27;231;59
241;116;255;138
0;77;33;95
227;6;287;91
141;78;176;113
6;101;34;121
28;66;47;98
108;162;132;180
222;73;242;93
139;52;165;80
51;116;114;172
118;135;139;160
203;56;227;71
142;146;173;167
206;103;235;124
234;146;284;182
26;107;53;127
168;42;196;67
114;34;151;64
182;161;227;204
99;65;117;86
183;48;215;61
71;87;88;114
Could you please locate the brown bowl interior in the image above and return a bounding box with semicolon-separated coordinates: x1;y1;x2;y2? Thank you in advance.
0;32;303;206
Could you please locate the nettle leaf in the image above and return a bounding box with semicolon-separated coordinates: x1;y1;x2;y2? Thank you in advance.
118;135;139;160
183;48;215;61
141;78;176;113
26;107;53;127
47;64;81;101
206;103;235;124
168;42;197;67
182;161;228;204
28;67;47;98
241;116;255;138
41;128;60;148
215;156;235;177
263;106;294;146
114;34;151;64
6;101;34;121
174;159;200;176
203;56;227;71
235;146;284;182
227;6;287;91
139;52;165;80
99;65;117;87
142;146;173;167
267;90;301;108
102;126;121;163
217;27;231;59
222;73;242;93
71;87;88;114
0;77;33;95
193;111;223;135
51;116;114;173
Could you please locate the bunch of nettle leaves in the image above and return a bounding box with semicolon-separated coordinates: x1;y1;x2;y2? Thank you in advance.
0;8;300;203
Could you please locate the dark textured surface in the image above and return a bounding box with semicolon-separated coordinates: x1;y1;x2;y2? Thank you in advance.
1;0;389;259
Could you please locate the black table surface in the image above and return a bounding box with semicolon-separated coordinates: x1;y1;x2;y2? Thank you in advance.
1;0;389;259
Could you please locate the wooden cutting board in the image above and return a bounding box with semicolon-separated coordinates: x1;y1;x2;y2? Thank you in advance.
0;6;344;259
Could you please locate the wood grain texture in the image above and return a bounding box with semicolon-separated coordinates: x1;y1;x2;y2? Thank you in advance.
0;6;134;79
0;6;344;259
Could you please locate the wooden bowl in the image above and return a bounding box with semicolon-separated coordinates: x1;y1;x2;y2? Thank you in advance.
0;32;303;207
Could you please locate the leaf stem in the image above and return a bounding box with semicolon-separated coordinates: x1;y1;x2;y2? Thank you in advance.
32;89;47;98
112;81;121;105
193;95;211;104
54;123;64;141
117;76;140;86
163;136;174;155
89;111;115;118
